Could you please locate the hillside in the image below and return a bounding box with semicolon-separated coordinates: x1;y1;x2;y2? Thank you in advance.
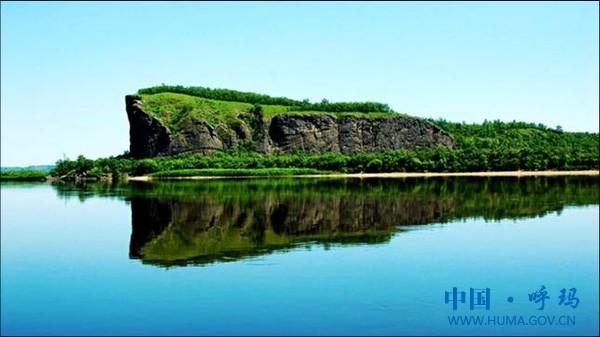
127;86;455;158
47;86;599;179
139;92;395;133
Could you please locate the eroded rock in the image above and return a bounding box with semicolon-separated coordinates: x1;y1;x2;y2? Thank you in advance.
126;95;455;158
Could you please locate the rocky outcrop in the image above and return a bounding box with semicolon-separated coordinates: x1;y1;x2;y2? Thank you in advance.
126;95;455;158
126;95;172;157
267;114;455;153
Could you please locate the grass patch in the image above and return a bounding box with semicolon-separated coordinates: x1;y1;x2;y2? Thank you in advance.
147;168;329;178
140;93;260;132
0;169;47;181
140;93;398;133
137;85;393;113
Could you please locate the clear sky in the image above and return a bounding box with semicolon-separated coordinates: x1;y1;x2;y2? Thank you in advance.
1;1;598;166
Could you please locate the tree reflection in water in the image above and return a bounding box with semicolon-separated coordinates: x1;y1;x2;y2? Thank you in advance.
52;176;599;266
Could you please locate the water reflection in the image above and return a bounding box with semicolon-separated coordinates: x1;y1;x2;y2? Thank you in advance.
52;176;599;267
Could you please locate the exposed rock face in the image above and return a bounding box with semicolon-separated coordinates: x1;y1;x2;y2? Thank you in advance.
167;122;254;154
268;115;341;153
170;120;225;153
268;115;455;153
126;95;455;158
126;95;172;157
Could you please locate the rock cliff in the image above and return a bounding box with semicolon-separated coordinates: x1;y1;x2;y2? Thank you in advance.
126;94;455;158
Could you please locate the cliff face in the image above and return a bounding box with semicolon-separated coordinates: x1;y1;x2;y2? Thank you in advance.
268;114;455;153
126;95;172;157
126;95;455;158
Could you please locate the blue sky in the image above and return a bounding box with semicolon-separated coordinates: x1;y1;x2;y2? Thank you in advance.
1;1;598;166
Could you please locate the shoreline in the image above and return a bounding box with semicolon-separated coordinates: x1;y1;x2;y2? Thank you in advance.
128;170;600;181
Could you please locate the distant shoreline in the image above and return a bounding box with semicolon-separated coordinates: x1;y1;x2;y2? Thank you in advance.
128;170;600;181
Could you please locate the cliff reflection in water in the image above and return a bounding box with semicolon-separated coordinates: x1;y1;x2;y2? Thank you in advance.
129;188;454;266
52;176;599;267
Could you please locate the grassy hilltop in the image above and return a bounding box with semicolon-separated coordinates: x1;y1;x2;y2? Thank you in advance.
140;92;397;134
16;85;598;180
137;84;393;113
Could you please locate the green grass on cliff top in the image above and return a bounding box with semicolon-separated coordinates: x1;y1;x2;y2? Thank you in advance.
140;93;397;133
140;93;257;132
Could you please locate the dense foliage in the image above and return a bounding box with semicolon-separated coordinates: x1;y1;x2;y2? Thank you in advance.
0;169;47;181
138;85;391;113
432;119;599;171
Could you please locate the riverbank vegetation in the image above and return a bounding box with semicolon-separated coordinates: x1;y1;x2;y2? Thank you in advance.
148;168;327;178
0;169;48;181
48;120;599;179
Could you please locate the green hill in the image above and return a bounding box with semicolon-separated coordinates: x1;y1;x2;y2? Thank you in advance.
46;85;599;179
140;92;396;134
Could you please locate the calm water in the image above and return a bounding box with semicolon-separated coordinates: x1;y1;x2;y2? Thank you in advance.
1;177;599;335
